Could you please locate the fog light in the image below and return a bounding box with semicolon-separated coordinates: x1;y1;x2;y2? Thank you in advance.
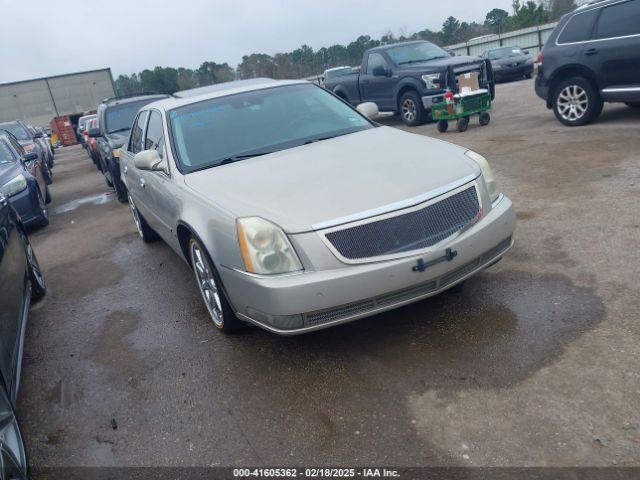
246;307;304;330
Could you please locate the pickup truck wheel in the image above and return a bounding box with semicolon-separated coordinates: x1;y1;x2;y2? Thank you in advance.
552;77;602;126
399;91;425;126
189;238;244;334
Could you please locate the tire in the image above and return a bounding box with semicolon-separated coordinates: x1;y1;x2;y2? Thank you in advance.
552;77;603;127
479;112;491;126
457;117;469;132
26;240;46;300
103;163;114;187
399;90;425;127
625;102;640;108
0;380;28;478
42;164;53;185
437;120;448;133
128;195;159;243
33;189;49;228
45;186;52;204
188;237;244;333
113;173;128;203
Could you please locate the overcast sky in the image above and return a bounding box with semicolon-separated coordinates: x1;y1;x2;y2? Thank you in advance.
0;0;514;84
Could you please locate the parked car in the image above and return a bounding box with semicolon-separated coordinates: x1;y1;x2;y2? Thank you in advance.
119;79;515;335
323;40;495;126
0;120;53;185
0;132;51;227
90;95;169;202
0;195;46;479
535;0;640;126
86;117;101;169
35;127;54;164
77;114;96;147
482;46;534;82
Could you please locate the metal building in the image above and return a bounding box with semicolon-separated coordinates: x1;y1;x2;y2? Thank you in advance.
0;68;116;127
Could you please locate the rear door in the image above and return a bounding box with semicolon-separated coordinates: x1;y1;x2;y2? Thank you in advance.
0;202;28;391
590;0;640;92
359;52;396;110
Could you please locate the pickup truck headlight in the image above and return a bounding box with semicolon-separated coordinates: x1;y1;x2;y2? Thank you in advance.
237;217;303;275
0;174;28;197
465;150;500;203
421;74;440;89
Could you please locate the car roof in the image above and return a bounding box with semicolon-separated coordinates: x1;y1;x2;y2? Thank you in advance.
147;78;309;111
101;94;169;108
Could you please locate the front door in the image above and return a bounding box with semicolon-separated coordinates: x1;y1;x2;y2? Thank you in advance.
359;52;396;110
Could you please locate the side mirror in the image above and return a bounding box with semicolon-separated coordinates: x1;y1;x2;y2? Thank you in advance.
23;152;38;162
134;149;168;173
372;65;389;77
88;128;101;138
356;102;380;120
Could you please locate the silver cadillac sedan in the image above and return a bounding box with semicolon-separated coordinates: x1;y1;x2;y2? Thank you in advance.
119;79;516;335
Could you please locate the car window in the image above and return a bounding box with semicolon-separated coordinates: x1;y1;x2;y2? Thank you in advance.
0;122;31;141
557;9;599;44
366;53;388;75
595;0;640;39
144;110;164;156
105;101;150;134
129;111;149;154
0;140;16;165
6;136;24;156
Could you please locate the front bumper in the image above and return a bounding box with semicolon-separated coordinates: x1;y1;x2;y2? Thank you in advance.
221;194;516;335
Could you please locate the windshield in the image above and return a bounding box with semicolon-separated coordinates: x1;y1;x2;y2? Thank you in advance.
488;47;525;60
0;122;30;141
105;102;149;134
0;140;16;165
169;84;373;173
386;42;450;65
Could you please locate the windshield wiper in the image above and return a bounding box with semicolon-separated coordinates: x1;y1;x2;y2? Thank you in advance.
219;151;274;165
398;59;429;65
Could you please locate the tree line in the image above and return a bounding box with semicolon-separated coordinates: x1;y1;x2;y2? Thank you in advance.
115;0;578;97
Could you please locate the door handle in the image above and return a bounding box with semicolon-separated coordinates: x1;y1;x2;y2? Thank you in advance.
139;178;146;189
585;48;598;56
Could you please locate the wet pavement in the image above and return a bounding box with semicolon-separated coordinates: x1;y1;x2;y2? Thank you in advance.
19;80;640;467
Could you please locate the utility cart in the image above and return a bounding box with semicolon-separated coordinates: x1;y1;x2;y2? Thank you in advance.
431;65;493;133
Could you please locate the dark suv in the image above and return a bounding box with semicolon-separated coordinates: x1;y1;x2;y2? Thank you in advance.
91;95;168;202
535;0;640;126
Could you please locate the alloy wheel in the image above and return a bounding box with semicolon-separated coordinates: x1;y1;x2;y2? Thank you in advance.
557;85;589;122
0;400;27;479
402;98;417;122
127;195;144;238
190;242;224;327
38;190;48;222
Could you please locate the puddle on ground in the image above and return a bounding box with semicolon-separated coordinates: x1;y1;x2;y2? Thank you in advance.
54;192;113;214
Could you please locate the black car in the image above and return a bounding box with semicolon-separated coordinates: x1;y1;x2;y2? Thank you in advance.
482;46;534;82
0;121;53;184
0;196;47;479
90;95;169;202
0;133;50;228
323;40;495;126
535;0;640;126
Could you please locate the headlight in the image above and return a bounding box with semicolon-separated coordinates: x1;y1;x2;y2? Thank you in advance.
112;148;121;158
23;143;37;153
465;150;500;203
421;74;440;89
237;217;303;275
0;174;28;197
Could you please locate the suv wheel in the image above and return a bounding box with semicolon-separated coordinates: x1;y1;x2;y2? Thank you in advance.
553;77;603;126
399;91;425;127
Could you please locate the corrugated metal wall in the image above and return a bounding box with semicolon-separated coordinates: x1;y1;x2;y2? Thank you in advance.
447;22;558;57
0;69;115;127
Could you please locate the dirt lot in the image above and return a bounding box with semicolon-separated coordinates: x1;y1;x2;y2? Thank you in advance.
19;79;640;468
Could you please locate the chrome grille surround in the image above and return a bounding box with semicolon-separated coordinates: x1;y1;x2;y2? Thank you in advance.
319;181;482;264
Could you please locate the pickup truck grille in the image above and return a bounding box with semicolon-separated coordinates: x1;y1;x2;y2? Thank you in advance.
324;185;481;261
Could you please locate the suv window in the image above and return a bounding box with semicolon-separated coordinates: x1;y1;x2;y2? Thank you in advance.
0;140;16;164
366;53;388;75
144;110;164;156
129;111;148;154
557;9;598;44
595;0;640;39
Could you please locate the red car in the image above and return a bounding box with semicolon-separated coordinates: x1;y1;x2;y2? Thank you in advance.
86;117;102;171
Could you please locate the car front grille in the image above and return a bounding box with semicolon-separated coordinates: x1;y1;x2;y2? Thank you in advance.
324;185;480;261
304;236;512;328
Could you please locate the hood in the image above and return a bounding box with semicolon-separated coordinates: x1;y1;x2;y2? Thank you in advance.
183;127;480;234
491;55;531;66
106;131;130;148
0;162;26;185
402;55;484;72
